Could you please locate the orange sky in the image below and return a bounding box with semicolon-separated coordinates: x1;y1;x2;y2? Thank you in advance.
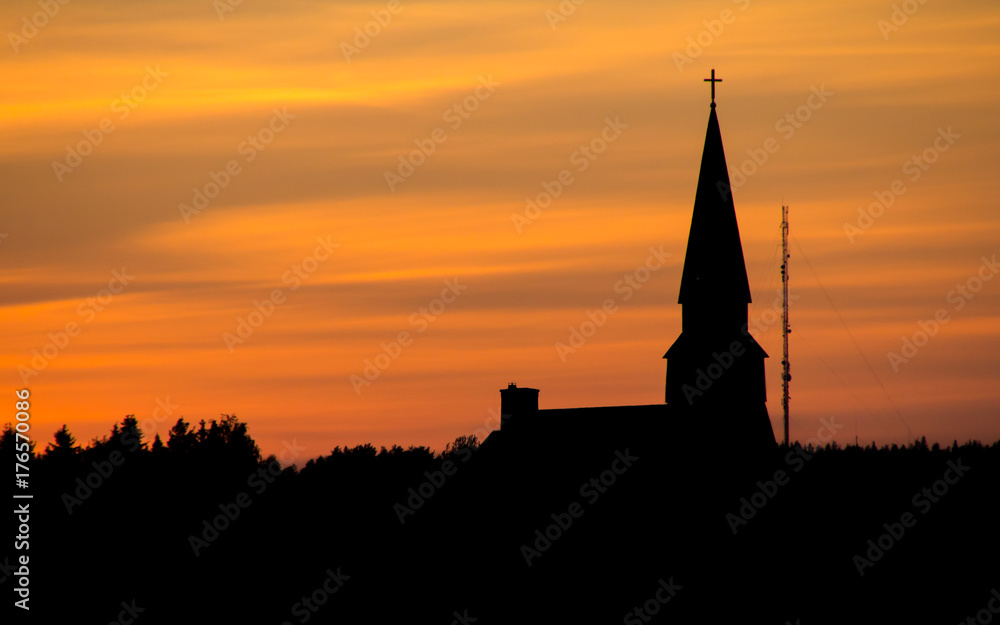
2;0;999;458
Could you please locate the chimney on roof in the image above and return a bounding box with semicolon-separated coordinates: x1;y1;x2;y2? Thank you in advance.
499;383;539;429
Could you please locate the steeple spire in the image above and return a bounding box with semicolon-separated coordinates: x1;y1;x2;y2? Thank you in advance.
677;98;752;314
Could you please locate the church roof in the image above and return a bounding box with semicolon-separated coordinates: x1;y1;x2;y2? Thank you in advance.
677;104;752;305
663;327;768;359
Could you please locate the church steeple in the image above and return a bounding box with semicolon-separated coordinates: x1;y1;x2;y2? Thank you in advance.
679;100;752;300
664;72;775;447
677;88;752;335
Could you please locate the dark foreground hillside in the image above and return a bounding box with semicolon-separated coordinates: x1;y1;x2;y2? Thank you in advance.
2;415;998;624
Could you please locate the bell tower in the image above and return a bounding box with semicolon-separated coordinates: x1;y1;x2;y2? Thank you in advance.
663;70;776;447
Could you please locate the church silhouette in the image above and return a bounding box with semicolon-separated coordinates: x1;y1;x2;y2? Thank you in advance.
491;70;776;449
18;70;1000;625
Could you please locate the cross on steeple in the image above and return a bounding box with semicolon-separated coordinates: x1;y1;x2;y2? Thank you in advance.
704;68;722;106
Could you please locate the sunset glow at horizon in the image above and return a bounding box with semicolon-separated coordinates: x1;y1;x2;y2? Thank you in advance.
3;0;999;459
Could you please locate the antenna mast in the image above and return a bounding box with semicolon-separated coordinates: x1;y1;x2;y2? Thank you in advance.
781;204;791;446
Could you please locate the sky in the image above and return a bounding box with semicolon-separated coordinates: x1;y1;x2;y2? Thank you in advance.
2;0;999;459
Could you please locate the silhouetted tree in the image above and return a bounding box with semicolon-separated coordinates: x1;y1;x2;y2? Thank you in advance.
195;419;209;444
213;413;260;462
442;434;479;459
0;422;30;459
345;443;378;458
44;424;80;459
168;418;197;454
